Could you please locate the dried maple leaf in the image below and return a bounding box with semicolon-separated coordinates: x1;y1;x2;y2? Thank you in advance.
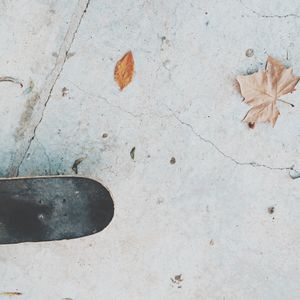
237;56;300;127
114;51;134;90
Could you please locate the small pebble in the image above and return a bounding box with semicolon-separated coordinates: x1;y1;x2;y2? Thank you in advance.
245;49;254;57
38;214;44;220
170;157;176;164
62;87;69;97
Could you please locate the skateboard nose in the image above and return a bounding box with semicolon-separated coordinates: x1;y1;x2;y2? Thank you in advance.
0;176;114;244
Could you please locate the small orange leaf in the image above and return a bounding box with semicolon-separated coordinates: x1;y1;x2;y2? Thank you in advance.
114;51;134;90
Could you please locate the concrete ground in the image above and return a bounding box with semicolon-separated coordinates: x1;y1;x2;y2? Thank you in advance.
0;0;300;299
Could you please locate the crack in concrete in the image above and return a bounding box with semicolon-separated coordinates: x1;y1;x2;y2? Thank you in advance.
166;105;294;172
64;79;145;118
11;0;91;177
35;137;52;175
239;0;300;19
65;78;173;120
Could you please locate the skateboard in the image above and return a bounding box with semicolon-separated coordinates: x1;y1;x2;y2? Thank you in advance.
0;176;114;244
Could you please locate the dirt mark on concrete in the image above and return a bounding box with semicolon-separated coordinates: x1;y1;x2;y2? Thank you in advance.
14;93;40;141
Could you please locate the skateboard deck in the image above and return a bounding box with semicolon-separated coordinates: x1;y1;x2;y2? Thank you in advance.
0;176;114;244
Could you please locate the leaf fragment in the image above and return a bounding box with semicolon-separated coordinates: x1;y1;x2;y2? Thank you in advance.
236;56;300;127
114;51;134;90
72;157;85;174
130;147;136;160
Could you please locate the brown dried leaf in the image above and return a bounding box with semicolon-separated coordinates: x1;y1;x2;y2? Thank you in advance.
236;56;300;127
114;51;134;90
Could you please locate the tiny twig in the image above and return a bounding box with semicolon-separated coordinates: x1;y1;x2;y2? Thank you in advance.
0;76;23;87
278;99;294;107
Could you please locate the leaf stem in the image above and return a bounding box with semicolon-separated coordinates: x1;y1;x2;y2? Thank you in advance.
278;99;294;107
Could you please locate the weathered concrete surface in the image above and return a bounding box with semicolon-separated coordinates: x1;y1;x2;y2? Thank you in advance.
0;0;88;177
1;0;300;299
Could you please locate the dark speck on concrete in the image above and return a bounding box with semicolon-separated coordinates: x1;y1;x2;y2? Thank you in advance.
72;157;85;174
170;157;176;164
247;67;258;75
245;49;254;57
130;147;136;160
268;206;275;214
171;274;183;288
